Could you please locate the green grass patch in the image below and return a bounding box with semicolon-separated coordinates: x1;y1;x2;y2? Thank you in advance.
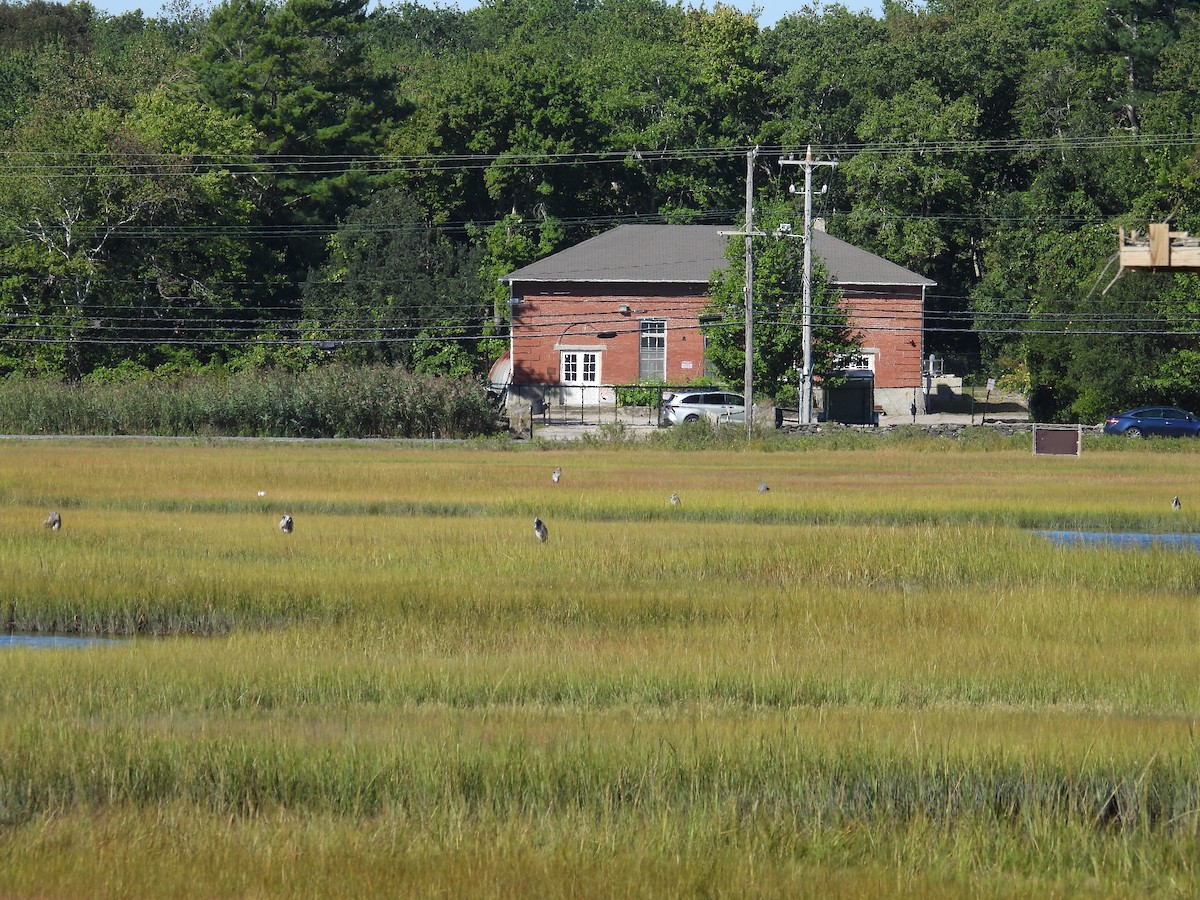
0;438;1198;895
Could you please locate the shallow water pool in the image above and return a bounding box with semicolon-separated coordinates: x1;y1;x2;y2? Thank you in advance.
0;634;125;649
1036;530;1200;551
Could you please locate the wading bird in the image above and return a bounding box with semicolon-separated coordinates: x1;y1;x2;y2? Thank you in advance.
533;517;548;542
551;467;562;484
670;493;680;506
279;514;294;533
1173;496;1182;510
43;511;61;531
757;482;771;493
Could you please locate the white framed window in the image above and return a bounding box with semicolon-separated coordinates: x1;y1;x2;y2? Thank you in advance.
840;352;876;372
560;350;600;385
639;319;666;380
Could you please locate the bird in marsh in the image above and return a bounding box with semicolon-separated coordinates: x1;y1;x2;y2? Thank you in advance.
551;466;562;484
43;511;61;531
757;482;771;493
1173;495;1182;510
670;493;681;507
279;514;294;533
533;517;549;542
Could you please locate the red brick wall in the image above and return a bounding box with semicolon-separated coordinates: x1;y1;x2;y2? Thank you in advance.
510;282;925;391
842;290;924;389
511;284;710;387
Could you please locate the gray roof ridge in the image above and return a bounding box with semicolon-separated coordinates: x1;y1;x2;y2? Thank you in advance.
501;222;935;287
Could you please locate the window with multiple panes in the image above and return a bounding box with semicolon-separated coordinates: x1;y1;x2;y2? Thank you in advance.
840;353;876;372
560;351;600;385
639;319;666;380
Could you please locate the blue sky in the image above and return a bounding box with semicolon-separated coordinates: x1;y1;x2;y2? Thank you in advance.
91;0;883;28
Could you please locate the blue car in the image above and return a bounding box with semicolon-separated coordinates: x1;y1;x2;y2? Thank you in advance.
1103;406;1200;438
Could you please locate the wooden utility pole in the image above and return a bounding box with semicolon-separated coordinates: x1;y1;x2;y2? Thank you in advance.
781;147;837;425
743;147;756;437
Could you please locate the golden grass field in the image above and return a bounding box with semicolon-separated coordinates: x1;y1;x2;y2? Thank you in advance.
0;435;1197;897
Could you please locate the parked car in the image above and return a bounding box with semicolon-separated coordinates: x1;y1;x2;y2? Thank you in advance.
662;390;745;425
1102;406;1200;438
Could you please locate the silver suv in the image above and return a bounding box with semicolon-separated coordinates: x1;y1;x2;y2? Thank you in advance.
662;390;745;425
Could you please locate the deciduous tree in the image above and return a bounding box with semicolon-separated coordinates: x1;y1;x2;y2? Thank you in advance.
704;201;858;401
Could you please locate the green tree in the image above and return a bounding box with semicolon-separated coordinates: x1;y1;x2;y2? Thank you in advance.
194;0;397;242
0;0;95;130
704;202;858;401
379;0;614;236
1136;270;1200;410
682;3;765;145
1021;224;1155;423
108;85;269;371
761;5;888;149
300;187;488;375
839;80;981;270
0;74;268;379
0;103;178;378
473;212;564;344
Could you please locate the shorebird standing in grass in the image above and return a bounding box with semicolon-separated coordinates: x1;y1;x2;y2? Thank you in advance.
533;517;548;542
43;511;61;531
279;514;294;533
552;467;562;484
670;493;680;507
1173;495;1181;510
757;482;770;493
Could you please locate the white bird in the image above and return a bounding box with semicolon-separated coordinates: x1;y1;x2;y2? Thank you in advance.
258;490;266;497
757;482;771;493
1173;496;1181;510
279;514;294;533
551;467;562;484
533;517;548;542
43;511;61;531
669;493;680;506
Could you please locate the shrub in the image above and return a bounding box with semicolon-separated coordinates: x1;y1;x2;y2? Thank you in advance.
0;367;500;439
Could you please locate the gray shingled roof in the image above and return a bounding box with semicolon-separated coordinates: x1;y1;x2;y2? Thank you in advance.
501;224;935;287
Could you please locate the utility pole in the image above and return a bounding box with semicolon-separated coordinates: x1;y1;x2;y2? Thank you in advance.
742;147;756;437
781;146;837;425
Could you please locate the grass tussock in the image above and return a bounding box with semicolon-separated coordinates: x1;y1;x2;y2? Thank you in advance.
0;439;1198;895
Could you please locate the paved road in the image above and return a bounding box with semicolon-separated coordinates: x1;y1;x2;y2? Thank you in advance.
523;407;1029;441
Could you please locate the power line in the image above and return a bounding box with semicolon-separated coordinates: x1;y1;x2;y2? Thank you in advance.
1;306;1194;347
2;131;1198;176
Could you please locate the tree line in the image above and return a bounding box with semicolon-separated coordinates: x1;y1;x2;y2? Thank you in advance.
1;0;1199;423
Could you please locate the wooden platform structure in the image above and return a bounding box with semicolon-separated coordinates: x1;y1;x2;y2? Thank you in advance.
1119;223;1200;270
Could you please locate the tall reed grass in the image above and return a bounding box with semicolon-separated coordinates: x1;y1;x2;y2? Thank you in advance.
0;367;497;438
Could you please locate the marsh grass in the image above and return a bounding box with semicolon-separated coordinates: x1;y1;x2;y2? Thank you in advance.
0;439;1198;895
7;803;1189;899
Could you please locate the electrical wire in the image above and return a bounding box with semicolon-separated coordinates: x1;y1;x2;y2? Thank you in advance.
3;136;1198;351
3;131;1197;177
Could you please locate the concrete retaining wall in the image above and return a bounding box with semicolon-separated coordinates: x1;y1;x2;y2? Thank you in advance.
781;421;1103;438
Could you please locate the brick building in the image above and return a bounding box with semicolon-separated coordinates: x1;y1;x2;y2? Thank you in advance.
499;223;934;416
